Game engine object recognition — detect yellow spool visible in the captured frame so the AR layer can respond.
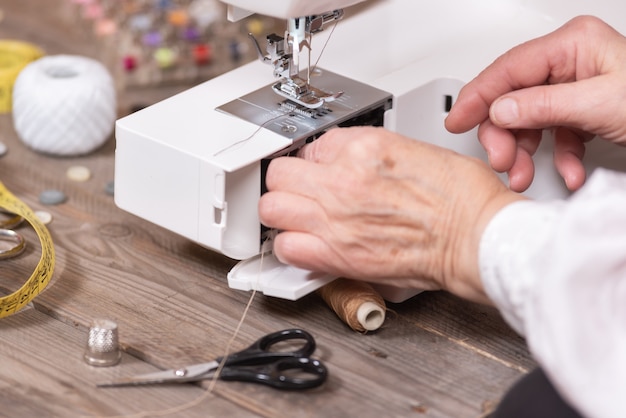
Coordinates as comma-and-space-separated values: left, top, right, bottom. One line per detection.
0, 40, 44, 113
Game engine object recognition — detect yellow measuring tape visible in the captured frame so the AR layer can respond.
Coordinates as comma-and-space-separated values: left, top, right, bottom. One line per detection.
0, 40, 44, 113
0, 181, 55, 318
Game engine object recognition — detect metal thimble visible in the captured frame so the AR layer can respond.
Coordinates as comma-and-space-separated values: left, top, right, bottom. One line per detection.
84, 319, 121, 367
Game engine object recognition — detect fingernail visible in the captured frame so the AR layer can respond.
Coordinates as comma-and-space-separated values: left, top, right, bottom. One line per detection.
492, 97, 519, 125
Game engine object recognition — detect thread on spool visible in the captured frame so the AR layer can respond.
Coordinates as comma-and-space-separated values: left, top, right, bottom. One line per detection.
318, 278, 386, 333
12, 54, 116, 156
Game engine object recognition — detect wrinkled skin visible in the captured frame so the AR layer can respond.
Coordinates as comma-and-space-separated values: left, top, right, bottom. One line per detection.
259, 16, 626, 304
446, 16, 626, 192
259, 127, 523, 304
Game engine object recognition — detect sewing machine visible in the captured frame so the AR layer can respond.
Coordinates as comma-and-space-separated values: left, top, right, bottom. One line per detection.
115, 0, 626, 302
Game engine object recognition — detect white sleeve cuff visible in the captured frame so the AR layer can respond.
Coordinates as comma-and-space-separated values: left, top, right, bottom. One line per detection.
478, 199, 565, 336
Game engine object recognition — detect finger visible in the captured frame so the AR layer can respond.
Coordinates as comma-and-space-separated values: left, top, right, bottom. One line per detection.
258, 191, 325, 232
445, 16, 616, 134
553, 127, 587, 191
515, 129, 543, 157
272, 231, 338, 274
477, 120, 517, 172
488, 79, 613, 133
445, 37, 559, 133
297, 127, 349, 163
264, 156, 320, 194
507, 146, 535, 192
298, 126, 380, 163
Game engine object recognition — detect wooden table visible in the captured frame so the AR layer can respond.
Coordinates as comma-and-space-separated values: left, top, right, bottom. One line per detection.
0, 2, 534, 417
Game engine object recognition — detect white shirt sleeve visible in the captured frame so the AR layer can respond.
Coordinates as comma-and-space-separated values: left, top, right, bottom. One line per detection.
479, 168, 626, 418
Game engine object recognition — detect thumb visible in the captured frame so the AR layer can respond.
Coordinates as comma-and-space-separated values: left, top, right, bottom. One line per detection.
489, 77, 614, 133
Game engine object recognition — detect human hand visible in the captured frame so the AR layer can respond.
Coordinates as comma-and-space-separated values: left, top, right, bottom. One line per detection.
259, 127, 524, 304
445, 16, 626, 192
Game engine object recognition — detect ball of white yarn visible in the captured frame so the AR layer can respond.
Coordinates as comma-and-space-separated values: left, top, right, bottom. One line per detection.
12, 55, 116, 156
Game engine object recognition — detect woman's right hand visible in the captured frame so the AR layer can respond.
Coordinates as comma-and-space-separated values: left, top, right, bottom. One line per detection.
445, 16, 626, 192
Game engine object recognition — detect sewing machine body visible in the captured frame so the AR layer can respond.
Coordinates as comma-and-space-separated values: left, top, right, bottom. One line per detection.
115, 0, 626, 302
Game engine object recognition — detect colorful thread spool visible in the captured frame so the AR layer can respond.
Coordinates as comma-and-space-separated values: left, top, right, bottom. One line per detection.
167, 9, 189, 27
192, 43, 211, 66
142, 31, 162, 47
122, 54, 138, 72
153, 47, 177, 69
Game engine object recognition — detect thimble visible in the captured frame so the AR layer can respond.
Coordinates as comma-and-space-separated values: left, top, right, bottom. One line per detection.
84, 319, 121, 367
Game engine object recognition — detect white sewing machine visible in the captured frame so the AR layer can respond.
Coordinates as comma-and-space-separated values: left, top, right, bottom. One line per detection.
115, 0, 626, 302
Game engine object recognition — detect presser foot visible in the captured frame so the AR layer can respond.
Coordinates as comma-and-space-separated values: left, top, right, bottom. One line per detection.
272, 79, 343, 109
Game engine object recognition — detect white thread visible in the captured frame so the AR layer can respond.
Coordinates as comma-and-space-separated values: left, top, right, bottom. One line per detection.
311, 20, 338, 74
212, 114, 291, 157
92, 258, 264, 418
90, 134, 272, 418
12, 55, 116, 156
78, 34, 281, 410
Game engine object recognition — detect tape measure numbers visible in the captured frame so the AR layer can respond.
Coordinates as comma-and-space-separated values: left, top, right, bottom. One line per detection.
0, 182, 55, 318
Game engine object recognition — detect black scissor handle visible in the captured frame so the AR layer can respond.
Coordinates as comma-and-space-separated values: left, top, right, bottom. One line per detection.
220, 329, 316, 367
219, 356, 328, 390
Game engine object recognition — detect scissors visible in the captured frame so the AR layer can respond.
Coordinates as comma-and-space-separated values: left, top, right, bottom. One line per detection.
98, 328, 328, 390
0, 210, 25, 260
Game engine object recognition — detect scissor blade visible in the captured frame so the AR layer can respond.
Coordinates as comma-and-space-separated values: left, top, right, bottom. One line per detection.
97, 360, 219, 387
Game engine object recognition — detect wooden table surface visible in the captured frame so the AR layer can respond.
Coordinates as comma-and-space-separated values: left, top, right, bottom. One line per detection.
0, 2, 535, 417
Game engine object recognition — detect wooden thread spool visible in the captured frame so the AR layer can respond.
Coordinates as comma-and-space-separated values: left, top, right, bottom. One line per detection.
318, 278, 386, 332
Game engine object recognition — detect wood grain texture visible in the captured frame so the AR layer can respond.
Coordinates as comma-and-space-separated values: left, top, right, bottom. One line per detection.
0, 308, 257, 417
0, 2, 535, 417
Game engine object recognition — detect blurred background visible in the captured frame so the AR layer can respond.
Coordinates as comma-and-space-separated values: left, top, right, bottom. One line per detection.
0, 0, 281, 114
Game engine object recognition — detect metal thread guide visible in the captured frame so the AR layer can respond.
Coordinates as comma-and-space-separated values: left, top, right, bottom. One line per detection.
248, 10, 345, 109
